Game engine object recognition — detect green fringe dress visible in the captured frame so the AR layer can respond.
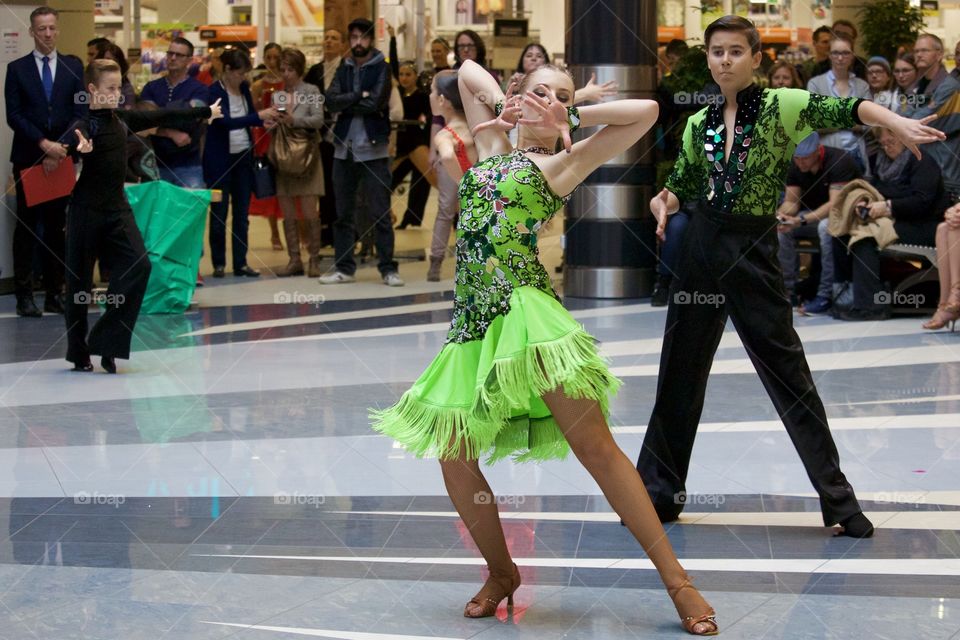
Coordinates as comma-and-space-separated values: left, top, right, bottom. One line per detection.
371, 149, 621, 463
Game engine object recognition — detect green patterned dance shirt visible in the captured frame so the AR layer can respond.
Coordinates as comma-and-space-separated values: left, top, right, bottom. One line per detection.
666, 85, 864, 215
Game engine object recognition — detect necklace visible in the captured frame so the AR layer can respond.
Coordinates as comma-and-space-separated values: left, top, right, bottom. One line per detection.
519, 145, 553, 155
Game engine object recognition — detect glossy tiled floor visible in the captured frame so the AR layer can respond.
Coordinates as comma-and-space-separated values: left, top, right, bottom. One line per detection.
0, 214, 958, 639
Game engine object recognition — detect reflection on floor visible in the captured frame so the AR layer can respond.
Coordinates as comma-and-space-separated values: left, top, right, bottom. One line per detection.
0, 221, 958, 639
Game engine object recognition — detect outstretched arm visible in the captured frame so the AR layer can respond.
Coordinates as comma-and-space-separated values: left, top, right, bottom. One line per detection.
856, 101, 945, 159
457, 59, 512, 160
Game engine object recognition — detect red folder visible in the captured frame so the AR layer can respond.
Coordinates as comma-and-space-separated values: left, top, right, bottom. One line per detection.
19, 157, 76, 207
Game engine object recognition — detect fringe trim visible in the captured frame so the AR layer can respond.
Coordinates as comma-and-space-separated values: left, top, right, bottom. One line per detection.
370, 327, 621, 464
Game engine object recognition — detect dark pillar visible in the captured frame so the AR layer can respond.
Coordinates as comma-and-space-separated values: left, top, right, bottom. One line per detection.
563, 0, 658, 298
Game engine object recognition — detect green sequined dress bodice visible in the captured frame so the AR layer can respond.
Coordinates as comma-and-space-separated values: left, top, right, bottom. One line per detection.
447, 150, 570, 344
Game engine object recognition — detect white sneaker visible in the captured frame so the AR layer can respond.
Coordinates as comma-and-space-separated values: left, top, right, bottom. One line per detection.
318, 271, 356, 284
383, 272, 405, 287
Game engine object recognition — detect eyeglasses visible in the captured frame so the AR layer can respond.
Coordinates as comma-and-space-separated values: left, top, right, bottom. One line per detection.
913, 48, 938, 54
867, 69, 888, 75
166, 51, 190, 58
830, 51, 853, 57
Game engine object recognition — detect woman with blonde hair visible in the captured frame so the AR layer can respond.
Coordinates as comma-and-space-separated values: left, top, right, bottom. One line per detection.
271, 47, 325, 277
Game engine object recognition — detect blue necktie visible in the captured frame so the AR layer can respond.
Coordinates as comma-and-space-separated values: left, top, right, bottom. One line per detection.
41, 55, 53, 101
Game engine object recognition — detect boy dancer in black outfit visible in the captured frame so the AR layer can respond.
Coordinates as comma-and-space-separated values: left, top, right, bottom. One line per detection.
65, 59, 221, 373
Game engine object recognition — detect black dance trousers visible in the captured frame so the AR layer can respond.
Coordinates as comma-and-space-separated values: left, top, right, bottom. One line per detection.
13, 165, 67, 299
64, 204, 152, 364
635, 202, 862, 526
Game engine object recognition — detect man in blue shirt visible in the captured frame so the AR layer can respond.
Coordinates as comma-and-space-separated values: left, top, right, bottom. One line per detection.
139, 37, 207, 188
320, 18, 403, 286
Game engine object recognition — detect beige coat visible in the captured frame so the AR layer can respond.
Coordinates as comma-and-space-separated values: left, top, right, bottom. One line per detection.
827, 179, 898, 250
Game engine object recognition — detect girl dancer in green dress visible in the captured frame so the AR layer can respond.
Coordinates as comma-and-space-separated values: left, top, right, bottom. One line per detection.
372, 60, 718, 635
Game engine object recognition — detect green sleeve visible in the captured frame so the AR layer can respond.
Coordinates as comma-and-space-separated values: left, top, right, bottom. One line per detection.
777, 88, 860, 144
664, 114, 704, 205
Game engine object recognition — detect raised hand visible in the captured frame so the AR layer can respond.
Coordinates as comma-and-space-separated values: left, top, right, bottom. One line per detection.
894, 114, 945, 159
471, 94, 522, 137
74, 128, 93, 154
519, 85, 572, 153
208, 98, 223, 123
577, 73, 618, 103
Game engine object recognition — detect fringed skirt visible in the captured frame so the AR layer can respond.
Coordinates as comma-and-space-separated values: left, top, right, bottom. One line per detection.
370, 286, 621, 463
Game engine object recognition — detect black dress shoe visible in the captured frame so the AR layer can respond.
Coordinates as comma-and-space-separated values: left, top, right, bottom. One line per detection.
833, 306, 891, 322
44, 293, 65, 314
16, 297, 42, 318
101, 356, 117, 374
650, 275, 672, 307
71, 361, 94, 372
837, 512, 874, 538
233, 265, 260, 277
212, 266, 226, 278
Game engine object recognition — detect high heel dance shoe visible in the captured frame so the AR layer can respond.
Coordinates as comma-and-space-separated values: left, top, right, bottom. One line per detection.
922, 302, 960, 331
667, 578, 718, 636
463, 563, 521, 618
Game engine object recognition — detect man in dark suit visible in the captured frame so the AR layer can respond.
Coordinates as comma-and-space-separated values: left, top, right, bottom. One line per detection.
4, 6, 87, 317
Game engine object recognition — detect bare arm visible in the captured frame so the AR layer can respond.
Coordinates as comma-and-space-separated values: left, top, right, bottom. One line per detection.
809, 183, 847, 221
776, 186, 802, 218
537, 97, 659, 198
457, 59, 512, 160
435, 131, 465, 182
856, 101, 944, 159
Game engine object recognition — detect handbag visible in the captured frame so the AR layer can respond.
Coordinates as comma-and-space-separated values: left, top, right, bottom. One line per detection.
252, 156, 276, 199
268, 123, 319, 178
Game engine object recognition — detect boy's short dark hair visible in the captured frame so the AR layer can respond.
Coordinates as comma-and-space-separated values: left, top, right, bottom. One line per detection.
170, 36, 194, 57
88, 37, 110, 48
704, 15, 761, 55
348, 18, 375, 37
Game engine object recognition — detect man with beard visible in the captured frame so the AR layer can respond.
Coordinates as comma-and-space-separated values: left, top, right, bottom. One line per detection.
320, 18, 403, 286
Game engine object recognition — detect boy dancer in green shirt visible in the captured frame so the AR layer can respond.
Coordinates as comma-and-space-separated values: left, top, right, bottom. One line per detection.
635, 16, 944, 538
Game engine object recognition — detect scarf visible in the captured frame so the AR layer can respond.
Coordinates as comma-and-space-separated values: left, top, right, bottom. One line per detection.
875, 147, 911, 184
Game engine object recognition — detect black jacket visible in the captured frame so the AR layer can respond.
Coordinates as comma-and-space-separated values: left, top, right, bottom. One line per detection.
325, 50, 391, 147
870, 152, 948, 223
4, 52, 86, 166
